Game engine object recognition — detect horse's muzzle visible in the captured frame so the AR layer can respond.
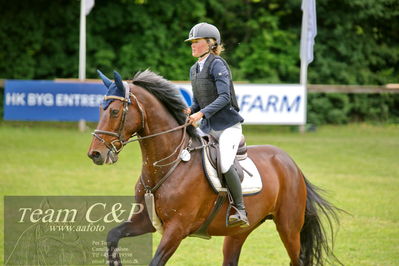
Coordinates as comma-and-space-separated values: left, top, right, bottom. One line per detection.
88, 149, 118, 165
88, 150, 104, 165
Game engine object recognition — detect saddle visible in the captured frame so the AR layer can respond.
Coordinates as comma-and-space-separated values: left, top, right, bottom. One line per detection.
145, 134, 262, 239
190, 135, 261, 239
202, 134, 250, 184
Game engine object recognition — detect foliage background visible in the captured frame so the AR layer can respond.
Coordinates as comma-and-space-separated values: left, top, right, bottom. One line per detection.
0, 0, 398, 124
0, 0, 398, 84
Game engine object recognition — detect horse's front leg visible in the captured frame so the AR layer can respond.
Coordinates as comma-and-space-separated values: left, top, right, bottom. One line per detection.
150, 222, 188, 266
107, 206, 156, 266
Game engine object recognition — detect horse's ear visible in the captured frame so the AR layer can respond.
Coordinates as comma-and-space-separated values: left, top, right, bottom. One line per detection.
97, 69, 113, 88
113, 71, 125, 94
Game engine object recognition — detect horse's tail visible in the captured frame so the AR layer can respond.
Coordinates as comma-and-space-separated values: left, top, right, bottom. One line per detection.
300, 177, 343, 266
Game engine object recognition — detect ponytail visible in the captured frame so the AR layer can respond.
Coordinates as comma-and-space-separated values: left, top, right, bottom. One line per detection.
207, 38, 225, 56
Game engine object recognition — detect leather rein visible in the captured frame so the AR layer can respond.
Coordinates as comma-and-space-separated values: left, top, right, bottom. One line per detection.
91, 91, 192, 166
92, 93, 143, 154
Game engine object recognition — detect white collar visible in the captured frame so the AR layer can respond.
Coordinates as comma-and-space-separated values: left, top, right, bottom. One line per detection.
197, 54, 210, 72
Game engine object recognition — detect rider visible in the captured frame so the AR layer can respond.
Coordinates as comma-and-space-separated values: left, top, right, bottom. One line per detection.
184, 22, 249, 227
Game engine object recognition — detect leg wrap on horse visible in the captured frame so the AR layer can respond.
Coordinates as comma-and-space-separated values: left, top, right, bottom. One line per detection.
224, 165, 245, 210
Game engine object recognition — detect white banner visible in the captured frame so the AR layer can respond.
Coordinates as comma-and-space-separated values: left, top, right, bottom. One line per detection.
300, 0, 317, 65
175, 83, 306, 125
85, 0, 95, 15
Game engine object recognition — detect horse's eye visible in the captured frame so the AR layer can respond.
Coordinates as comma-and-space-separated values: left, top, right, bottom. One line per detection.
110, 109, 119, 117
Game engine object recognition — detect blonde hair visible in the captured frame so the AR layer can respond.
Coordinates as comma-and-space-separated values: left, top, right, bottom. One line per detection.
207, 38, 224, 56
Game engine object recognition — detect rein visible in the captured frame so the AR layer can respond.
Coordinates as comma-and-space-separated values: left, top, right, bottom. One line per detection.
92, 92, 143, 154
92, 88, 195, 194
124, 122, 190, 144
92, 91, 191, 155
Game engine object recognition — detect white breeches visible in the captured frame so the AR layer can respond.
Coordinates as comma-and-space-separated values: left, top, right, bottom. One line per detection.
209, 123, 242, 173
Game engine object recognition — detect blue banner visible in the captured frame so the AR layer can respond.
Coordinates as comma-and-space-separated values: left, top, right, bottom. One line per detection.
4, 80, 306, 124
4, 80, 107, 121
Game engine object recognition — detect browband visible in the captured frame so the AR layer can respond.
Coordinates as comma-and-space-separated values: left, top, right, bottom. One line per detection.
103, 95, 130, 102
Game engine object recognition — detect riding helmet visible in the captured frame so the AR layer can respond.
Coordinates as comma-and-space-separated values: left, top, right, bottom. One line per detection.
185, 22, 221, 45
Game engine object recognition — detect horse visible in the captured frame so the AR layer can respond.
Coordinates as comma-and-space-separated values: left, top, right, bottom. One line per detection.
87, 70, 341, 266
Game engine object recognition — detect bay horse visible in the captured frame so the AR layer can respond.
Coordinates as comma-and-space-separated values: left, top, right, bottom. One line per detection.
87, 70, 341, 266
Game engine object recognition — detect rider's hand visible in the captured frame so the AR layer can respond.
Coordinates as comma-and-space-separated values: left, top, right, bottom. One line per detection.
188, 112, 204, 125
183, 108, 192, 115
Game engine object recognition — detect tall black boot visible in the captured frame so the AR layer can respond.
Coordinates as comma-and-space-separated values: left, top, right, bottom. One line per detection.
223, 166, 249, 227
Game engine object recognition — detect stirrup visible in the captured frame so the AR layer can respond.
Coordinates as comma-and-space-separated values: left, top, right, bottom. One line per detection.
228, 208, 249, 228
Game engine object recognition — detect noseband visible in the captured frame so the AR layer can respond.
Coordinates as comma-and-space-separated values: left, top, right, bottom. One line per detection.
92, 92, 145, 154
92, 89, 191, 158
92, 86, 196, 198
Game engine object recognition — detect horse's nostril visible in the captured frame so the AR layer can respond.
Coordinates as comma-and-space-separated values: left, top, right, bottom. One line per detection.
88, 150, 105, 165
89, 150, 101, 159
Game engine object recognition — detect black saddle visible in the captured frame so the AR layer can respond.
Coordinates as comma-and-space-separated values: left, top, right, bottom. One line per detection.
201, 134, 248, 182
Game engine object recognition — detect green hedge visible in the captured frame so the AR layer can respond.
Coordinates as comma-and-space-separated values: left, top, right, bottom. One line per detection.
2, 1, 398, 125
0, 0, 398, 85
307, 93, 399, 125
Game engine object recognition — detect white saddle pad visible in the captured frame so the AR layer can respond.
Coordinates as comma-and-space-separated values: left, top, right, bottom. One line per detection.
202, 152, 263, 195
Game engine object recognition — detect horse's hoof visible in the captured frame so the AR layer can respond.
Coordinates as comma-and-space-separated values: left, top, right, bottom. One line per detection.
108, 259, 122, 266
108, 251, 122, 266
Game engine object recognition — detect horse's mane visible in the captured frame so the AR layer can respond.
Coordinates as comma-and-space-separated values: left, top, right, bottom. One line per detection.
132, 70, 198, 139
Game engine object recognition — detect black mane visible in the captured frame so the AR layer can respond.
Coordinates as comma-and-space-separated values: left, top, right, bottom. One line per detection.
132, 70, 198, 139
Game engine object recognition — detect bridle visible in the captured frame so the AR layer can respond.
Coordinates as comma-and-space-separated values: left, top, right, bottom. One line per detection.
91, 89, 191, 164
91, 85, 206, 195
92, 92, 144, 154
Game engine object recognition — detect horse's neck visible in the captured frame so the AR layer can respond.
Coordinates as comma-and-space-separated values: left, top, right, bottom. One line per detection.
140, 123, 183, 162
136, 90, 186, 179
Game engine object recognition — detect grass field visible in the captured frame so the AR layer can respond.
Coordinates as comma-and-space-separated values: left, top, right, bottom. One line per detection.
1, 122, 398, 265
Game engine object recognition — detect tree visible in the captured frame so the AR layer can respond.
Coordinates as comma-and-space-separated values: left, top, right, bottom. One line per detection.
0, 0, 397, 85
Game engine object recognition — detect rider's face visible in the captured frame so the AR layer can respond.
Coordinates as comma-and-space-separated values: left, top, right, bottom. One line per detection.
191, 39, 209, 59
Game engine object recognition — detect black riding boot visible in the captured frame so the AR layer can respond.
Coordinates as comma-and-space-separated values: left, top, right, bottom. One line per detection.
223, 165, 249, 227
